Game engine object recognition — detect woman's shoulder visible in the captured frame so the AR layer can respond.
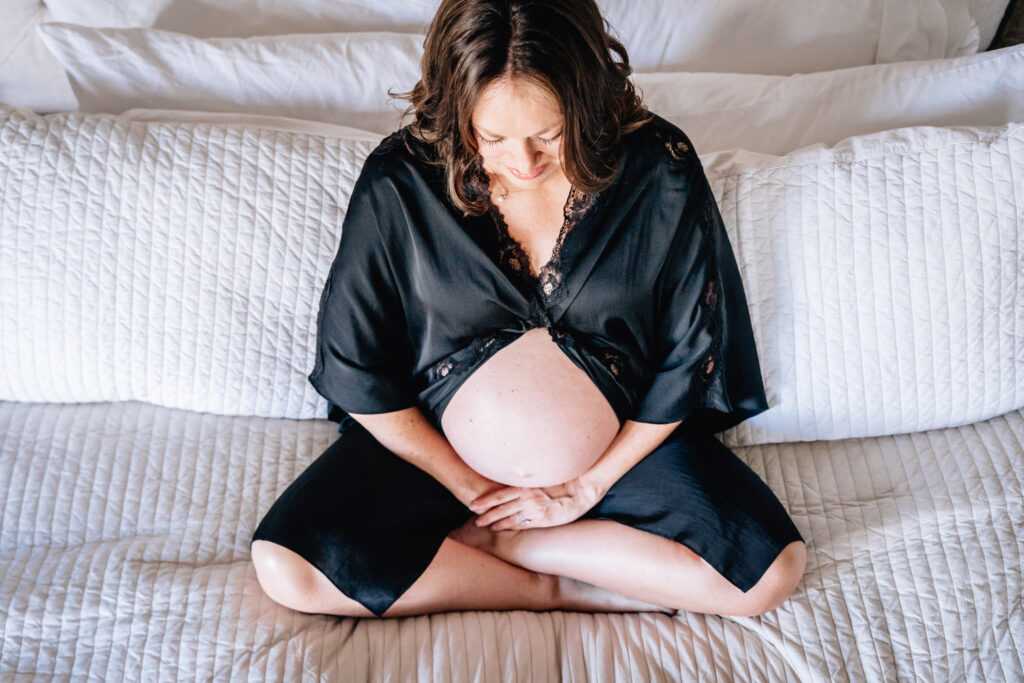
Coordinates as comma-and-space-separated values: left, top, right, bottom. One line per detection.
368, 125, 437, 166
621, 112, 702, 177
369, 125, 414, 159
360, 125, 442, 187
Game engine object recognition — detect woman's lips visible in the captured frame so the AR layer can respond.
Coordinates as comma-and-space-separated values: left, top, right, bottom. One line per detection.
508, 164, 548, 180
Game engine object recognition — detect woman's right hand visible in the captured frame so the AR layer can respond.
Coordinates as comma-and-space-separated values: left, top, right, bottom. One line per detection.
458, 476, 508, 509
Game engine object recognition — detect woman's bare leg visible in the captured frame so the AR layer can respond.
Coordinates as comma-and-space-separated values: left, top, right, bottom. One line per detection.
251, 537, 673, 618
448, 517, 806, 617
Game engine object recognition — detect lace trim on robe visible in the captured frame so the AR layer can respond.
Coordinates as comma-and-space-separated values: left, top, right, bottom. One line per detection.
463, 154, 597, 303
653, 126, 725, 392
425, 330, 522, 386
424, 155, 601, 387
427, 132, 721, 403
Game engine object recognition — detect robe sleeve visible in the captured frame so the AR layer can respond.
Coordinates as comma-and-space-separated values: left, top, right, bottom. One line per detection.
631, 160, 769, 434
307, 168, 418, 419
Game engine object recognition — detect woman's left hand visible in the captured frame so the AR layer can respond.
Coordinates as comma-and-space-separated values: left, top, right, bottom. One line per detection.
468, 476, 605, 531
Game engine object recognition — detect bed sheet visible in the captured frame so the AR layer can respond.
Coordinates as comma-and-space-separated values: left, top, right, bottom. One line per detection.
1, 400, 1020, 680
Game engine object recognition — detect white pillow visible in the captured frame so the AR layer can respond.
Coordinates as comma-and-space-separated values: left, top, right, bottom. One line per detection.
119, 45, 1024, 158
0, 103, 381, 419
703, 121, 1024, 445
2, 103, 1021, 442
44, 0, 438, 37
38, 21, 1024, 154
0, 2, 76, 113
636, 43, 1024, 155
37, 26, 425, 135
931, 0, 983, 55
2, 0, 983, 115
41, 0, 977, 75
118, 107, 385, 141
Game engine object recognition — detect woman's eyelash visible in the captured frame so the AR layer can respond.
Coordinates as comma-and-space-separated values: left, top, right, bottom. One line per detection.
480, 131, 563, 146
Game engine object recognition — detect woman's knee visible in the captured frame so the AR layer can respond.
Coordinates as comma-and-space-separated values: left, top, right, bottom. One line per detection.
251, 540, 329, 613
736, 540, 806, 616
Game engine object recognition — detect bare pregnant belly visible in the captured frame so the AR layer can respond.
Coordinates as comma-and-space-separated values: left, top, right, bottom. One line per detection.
439, 327, 620, 488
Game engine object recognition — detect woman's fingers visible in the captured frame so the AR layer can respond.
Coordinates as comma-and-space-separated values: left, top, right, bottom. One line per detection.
489, 515, 528, 532
475, 499, 527, 527
469, 486, 521, 513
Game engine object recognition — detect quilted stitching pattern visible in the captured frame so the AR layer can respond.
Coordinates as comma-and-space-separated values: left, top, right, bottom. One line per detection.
1, 106, 1021, 443
705, 124, 1024, 445
0, 104, 375, 419
0, 400, 1020, 680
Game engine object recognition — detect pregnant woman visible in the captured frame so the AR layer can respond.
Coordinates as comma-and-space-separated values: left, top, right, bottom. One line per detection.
251, 0, 806, 619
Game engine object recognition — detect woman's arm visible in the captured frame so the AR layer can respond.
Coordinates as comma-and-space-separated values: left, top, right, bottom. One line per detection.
576, 419, 682, 498
349, 406, 503, 508
467, 418, 683, 530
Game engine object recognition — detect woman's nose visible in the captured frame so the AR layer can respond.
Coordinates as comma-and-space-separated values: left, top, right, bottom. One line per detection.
507, 141, 543, 171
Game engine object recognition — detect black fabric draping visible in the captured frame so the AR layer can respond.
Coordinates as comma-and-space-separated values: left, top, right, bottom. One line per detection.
308, 113, 769, 435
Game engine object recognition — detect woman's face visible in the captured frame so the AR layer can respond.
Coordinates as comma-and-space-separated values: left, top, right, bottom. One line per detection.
470, 77, 564, 191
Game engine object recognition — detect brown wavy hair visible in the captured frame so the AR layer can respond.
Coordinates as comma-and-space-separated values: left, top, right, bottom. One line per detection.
388, 0, 652, 216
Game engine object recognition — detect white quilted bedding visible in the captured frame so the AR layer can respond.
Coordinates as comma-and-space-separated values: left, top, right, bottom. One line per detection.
1, 400, 1021, 680
2, 105, 1021, 447
2, 100, 1023, 679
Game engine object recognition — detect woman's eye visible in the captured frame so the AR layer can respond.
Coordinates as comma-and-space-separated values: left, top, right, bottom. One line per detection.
479, 131, 562, 147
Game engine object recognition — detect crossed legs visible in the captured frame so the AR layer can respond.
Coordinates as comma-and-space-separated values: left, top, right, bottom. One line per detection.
447, 517, 806, 617
252, 518, 805, 618
251, 536, 562, 618
251, 420, 806, 618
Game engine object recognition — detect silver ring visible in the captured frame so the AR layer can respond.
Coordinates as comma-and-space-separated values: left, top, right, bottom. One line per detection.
516, 511, 530, 525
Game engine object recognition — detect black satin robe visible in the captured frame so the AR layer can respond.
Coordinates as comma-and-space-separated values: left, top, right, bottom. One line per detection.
308, 113, 769, 436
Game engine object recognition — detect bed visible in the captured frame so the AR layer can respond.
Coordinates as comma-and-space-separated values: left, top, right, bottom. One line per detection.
1, 1, 1022, 680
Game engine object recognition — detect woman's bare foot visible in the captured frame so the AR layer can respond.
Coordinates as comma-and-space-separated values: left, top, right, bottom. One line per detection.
447, 517, 678, 616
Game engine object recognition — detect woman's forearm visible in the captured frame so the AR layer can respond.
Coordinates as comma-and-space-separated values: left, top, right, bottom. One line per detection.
349, 409, 681, 507
578, 419, 683, 497
348, 406, 501, 507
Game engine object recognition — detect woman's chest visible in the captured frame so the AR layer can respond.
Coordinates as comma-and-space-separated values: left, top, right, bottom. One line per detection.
396, 171, 669, 343
490, 189, 573, 281
400, 209, 661, 351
